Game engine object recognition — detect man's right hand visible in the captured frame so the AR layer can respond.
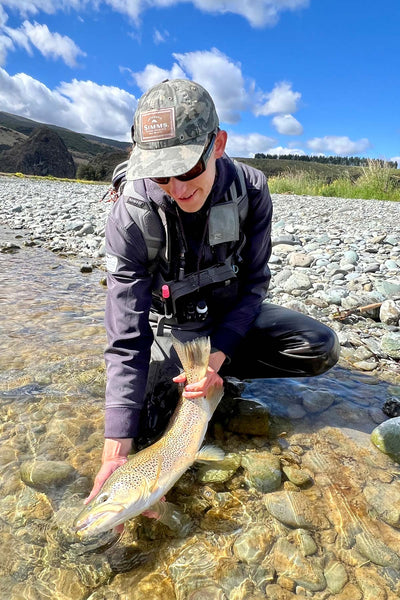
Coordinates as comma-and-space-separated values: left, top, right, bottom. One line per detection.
84, 437, 133, 504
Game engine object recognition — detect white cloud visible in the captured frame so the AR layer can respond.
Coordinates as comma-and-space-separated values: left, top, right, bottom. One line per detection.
0, 67, 137, 139
153, 28, 169, 44
173, 49, 249, 123
58, 79, 137, 138
22, 20, 86, 66
132, 48, 251, 124
226, 132, 277, 157
390, 156, 400, 168
272, 113, 303, 135
307, 135, 371, 156
268, 146, 306, 156
2, 19, 86, 67
103, 0, 310, 27
1, 0, 309, 28
256, 81, 301, 116
130, 63, 186, 92
0, 34, 14, 64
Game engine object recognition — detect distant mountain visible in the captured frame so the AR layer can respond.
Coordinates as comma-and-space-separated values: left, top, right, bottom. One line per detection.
0, 126, 76, 178
0, 111, 131, 163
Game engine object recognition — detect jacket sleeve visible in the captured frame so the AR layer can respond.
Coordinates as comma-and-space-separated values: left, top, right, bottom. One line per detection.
210, 164, 272, 358
103, 200, 154, 439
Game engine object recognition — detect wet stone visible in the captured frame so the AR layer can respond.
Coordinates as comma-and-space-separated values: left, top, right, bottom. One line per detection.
264, 490, 326, 530
302, 389, 335, 413
241, 452, 282, 493
324, 560, 348, 594
226, 399, 270, 436
355, 532, 400, 570
232, 525, 274, 565
19, 459, 76, 491
272, 538, 326, 592
196, 452, 241, 484
363, 481, 400, 527
371, 417, 400, 462
282, 466, 312, 487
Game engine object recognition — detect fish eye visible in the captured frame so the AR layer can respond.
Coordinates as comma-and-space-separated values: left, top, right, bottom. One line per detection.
96, 493, 109, 504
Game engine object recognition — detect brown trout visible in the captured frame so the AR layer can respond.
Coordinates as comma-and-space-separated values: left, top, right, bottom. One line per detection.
74, 336, 224, 538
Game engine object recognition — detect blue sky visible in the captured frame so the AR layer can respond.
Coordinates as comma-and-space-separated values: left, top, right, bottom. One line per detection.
0, 1, 399, 164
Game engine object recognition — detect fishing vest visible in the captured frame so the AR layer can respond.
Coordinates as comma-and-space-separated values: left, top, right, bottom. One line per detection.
120, 161, 249, 323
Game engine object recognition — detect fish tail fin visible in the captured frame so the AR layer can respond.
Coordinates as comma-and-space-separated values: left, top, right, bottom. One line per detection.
172, 336, 210, 385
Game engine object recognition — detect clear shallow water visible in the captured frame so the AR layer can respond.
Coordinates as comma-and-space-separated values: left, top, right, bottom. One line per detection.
1, 227, 400, 599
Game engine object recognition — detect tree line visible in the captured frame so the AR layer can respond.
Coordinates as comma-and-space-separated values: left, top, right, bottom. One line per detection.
254, 154, 398, 169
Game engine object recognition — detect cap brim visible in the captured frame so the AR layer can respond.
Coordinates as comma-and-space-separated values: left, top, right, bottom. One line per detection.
125, 133, 208, 181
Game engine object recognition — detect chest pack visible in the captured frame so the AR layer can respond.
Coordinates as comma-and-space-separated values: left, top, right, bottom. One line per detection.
120, 161, 249, 322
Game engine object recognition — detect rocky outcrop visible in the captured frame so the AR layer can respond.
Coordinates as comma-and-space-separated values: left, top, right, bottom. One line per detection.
0, 126, 76, 178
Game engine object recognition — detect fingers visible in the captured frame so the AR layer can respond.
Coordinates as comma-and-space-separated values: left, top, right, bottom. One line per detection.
183, 369, 224, 398
84, 459, 126, 504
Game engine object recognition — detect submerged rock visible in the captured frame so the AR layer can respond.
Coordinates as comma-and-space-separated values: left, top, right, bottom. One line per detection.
241, 452, 281, 492
363, 481, 400, 528
233, 525, 274, 565
20, 460, 76, 491
371, 417, 400, 462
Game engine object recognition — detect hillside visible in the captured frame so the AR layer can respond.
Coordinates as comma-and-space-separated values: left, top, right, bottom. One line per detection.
0, 111, 131, 167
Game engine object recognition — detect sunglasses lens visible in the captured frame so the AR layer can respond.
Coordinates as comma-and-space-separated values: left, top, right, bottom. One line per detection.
151, 176, 170, 184
177, 161, 204, 182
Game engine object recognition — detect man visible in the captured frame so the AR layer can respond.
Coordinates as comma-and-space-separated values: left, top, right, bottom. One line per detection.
86, 79, 339, 503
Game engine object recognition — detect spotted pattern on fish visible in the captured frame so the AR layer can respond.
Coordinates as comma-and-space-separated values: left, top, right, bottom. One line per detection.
74, 336, 224, 538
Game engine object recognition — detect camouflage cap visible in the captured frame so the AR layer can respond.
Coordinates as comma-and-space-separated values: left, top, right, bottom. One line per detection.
125, 79, 219, 181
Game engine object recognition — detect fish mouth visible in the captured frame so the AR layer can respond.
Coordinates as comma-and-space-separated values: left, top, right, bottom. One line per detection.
74, 503, 126, 536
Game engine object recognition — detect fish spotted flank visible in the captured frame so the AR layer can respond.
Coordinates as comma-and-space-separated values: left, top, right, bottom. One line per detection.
74, 336, 224, 538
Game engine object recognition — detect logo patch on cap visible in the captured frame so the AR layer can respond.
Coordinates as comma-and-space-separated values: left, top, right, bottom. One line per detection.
140, 108, 176, 142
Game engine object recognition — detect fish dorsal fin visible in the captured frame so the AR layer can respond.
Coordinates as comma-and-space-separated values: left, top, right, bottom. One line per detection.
195, 445, 225, 463
172, 336, 210, 384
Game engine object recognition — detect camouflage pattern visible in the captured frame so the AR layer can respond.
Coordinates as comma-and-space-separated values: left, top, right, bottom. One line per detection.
126, 79, 219, 181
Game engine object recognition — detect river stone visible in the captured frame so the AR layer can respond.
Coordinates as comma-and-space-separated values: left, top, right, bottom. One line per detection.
288, 252, 314, 267
265, 584, 297, 599
380, 299, 400, 325
272, 538, 326, 592
371, 417, 400, 461
282, 273, 312, 293
233, 525, 274, 564
302, 390, 335, 414
241, 452, 281, 493
20, 460, 75, 490
381, 332, 400, 359
197, 453, 241, 484
264, 490, 324, 530
324, 560, 348, 594
375, 278, 400, 298
282, 466, 312, 487
287, 529, 317, 556
363, 481, 400, 527
355, 532, 400, 570
226, 400, 270, 436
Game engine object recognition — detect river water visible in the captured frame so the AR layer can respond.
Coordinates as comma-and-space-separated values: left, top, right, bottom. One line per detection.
1, 226, 400, 599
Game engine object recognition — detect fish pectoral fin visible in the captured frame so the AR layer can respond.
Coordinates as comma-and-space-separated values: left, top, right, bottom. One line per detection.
195, 445, 225, 463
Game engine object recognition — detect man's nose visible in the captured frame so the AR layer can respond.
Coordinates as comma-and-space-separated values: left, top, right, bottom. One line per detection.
167, 177, 190, 198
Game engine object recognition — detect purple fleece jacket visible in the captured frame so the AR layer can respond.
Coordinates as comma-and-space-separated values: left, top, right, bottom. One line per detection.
103, 154, 273, 438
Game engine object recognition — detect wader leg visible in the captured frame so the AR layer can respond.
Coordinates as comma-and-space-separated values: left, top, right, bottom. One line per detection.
220, 303, 340, 380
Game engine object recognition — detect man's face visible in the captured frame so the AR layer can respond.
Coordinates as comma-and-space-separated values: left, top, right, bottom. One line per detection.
156, 130, 227, 213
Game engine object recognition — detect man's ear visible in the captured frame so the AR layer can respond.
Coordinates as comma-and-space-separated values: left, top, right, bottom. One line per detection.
214, 130, 228, 159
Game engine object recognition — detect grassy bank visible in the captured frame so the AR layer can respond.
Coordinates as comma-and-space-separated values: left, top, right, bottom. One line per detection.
266, 160, 400, 201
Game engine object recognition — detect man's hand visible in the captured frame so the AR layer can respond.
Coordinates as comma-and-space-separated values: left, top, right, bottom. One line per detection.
84, 437, 132, 504
173, 350, 225, 398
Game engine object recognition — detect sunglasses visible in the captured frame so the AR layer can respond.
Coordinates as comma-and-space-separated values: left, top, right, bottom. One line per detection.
150, 133, 216, 185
